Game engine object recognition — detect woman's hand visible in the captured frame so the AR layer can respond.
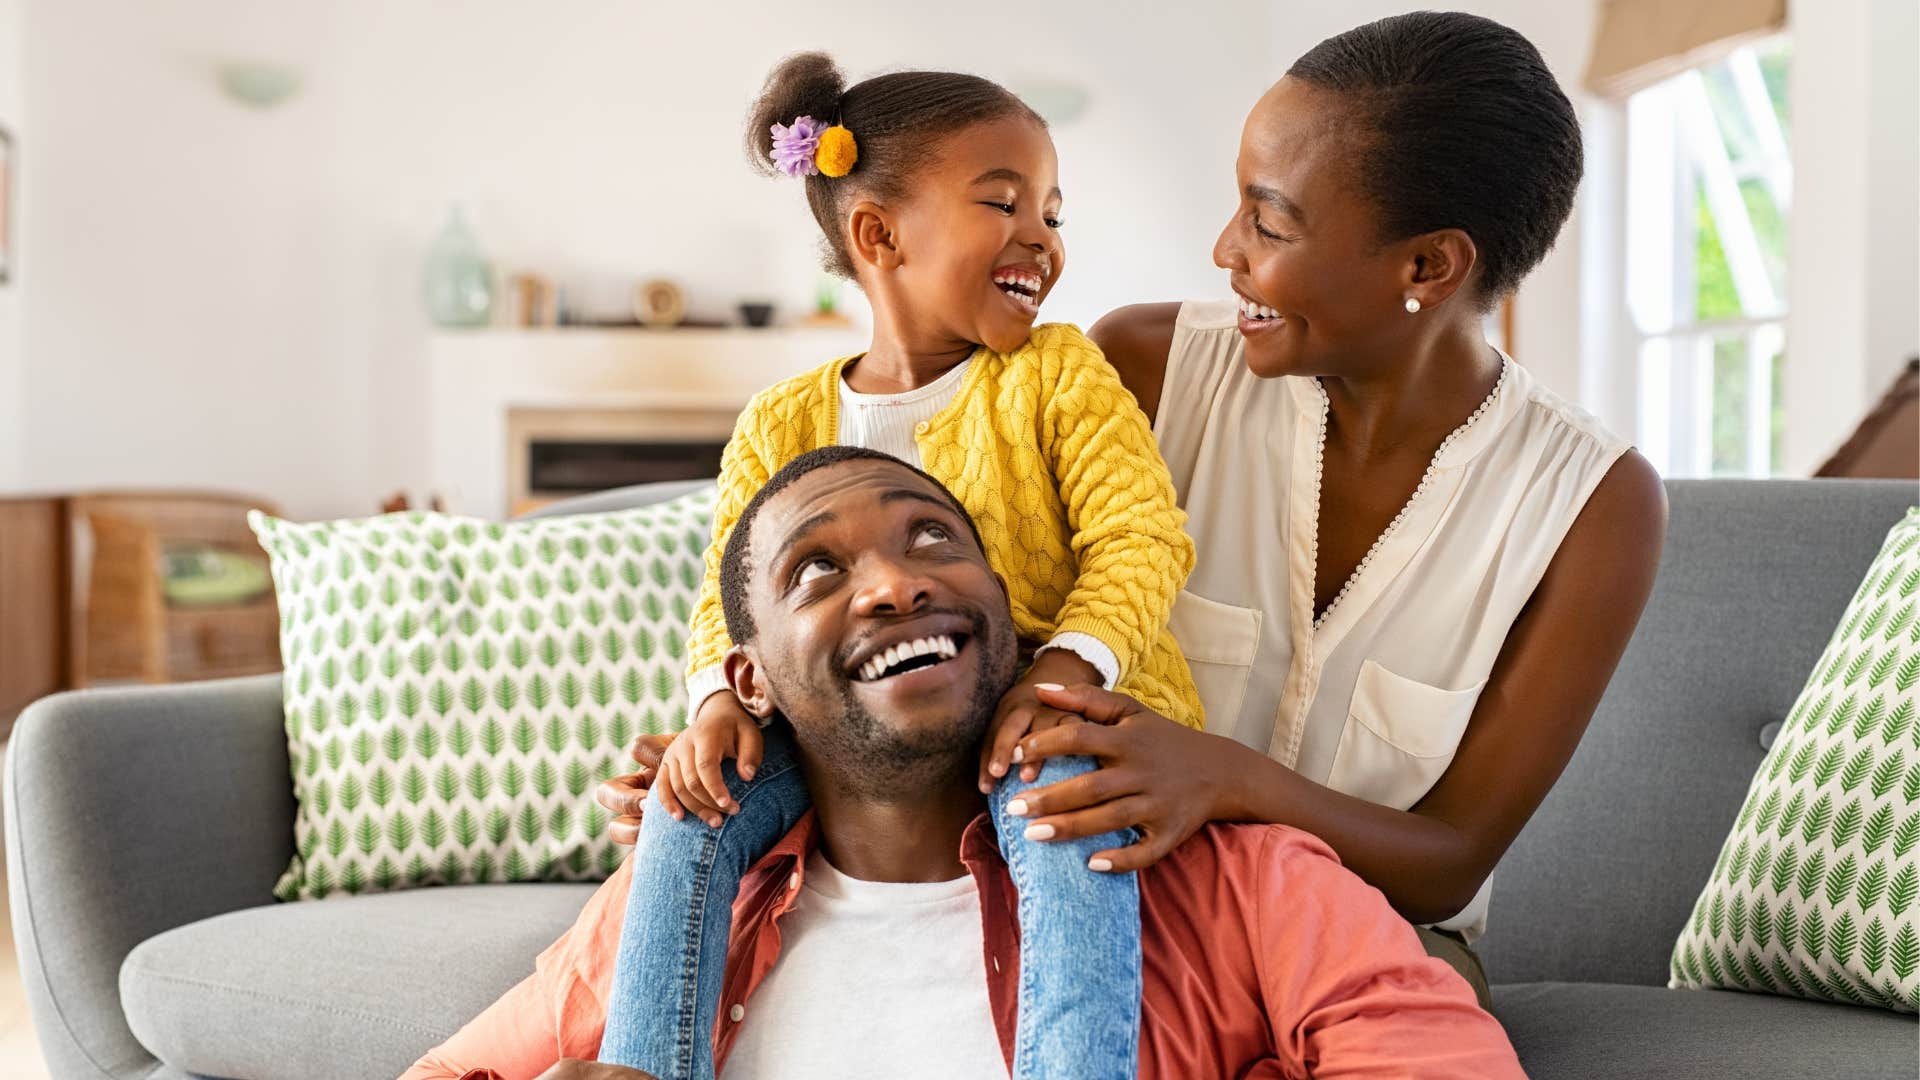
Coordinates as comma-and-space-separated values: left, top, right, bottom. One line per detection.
594, 731, 677, 846
977, 649, 1102, 793
1005, 683, 1247, 873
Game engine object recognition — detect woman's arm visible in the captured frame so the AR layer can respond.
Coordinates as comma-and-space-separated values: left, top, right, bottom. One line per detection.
1010, 450, 1668, 924
1086, 303, 1180, 425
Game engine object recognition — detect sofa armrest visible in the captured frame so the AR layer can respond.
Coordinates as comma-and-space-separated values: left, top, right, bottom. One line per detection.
5, 673, 293, 1080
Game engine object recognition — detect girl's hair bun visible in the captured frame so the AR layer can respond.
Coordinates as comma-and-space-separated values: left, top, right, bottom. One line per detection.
746, 52, 847, 176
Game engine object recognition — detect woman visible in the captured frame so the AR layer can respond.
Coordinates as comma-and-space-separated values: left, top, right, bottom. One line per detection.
602, 11, 1666, 1006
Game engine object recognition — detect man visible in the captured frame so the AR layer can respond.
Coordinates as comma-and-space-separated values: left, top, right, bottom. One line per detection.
404, 447, 1523, 1080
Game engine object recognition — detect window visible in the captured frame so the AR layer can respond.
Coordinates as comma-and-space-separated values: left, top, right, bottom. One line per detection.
1624, 39, 1792, 477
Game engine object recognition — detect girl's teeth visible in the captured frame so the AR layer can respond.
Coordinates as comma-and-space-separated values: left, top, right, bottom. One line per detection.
993, 270, 1043, 297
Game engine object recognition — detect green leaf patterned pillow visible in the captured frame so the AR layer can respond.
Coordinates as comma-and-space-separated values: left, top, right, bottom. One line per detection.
1672, 507, 1920, 1012
251, 489, 714, 901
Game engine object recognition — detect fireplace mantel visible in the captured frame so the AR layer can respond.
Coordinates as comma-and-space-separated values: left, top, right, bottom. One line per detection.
428, 326, 867, 519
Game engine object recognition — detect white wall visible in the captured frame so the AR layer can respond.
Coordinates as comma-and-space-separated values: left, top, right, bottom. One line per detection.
38, 0, 1901, 513
19, 0, 1276, 518
22, 2, 364, 513
1864, 0, 1919, 395
0, 0, 24, 489
1783, 0, 1920, 474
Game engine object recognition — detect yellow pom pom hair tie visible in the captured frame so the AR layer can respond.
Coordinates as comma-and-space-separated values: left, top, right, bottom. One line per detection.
813, 125, 858, 178
769, 116, 857, 179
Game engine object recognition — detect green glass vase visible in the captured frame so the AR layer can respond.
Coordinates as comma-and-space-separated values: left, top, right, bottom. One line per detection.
422, 208, 495, 328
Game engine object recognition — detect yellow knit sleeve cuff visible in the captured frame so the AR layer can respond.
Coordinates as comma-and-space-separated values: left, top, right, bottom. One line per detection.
1052, 614, 1143, 683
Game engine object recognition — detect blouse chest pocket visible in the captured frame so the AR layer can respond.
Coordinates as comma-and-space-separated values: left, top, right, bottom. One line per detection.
1326, 660, 1486, 811
1168, 590, 1261, 738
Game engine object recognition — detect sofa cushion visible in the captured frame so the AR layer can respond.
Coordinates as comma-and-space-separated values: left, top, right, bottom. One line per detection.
120, 882, 597, 1080
251, 489, 714, 901
1670, 509, 1919, 1012
1493, 982, 1918, 1080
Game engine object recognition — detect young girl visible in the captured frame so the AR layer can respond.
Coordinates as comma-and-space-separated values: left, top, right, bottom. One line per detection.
596, 53, 1201, 1080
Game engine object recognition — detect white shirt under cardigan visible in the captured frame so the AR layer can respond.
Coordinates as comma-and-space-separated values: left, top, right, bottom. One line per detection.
1153, 300, 1631, 941
683, 358, 1119, 717
719, 851, 1006, 1080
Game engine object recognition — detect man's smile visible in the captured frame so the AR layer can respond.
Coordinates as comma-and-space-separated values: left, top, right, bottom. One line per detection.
853, 634, 963, 682
840, 611, 983, 700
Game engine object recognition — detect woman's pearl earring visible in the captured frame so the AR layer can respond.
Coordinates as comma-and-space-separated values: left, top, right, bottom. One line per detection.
1404, 296, 1422, 314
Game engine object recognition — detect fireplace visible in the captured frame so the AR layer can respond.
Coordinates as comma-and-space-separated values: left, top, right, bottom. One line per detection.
506, 407, 734, 516
528, 439, 726, 492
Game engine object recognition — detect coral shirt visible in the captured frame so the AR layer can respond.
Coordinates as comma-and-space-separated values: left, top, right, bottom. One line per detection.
402, 814, 1522, 1080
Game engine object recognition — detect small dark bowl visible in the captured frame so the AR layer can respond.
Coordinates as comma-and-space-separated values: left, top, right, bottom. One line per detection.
738, 302, 776, 328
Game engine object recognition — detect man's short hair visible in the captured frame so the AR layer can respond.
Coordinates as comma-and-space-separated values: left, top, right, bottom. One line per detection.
718, 446, 985, 644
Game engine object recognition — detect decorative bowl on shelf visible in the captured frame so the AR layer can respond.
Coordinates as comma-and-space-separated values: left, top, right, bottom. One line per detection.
738, 301, 776, 328
633, 279, 688, 327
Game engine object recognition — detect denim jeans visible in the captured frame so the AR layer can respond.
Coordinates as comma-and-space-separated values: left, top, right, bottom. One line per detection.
595, 723, 1142, 1080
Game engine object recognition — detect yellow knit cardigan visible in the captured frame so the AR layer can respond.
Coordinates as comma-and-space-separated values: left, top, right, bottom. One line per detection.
687, 322, 1203, 728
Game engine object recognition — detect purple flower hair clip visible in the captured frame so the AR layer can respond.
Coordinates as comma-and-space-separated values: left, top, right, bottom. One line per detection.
770, 116, 827, 178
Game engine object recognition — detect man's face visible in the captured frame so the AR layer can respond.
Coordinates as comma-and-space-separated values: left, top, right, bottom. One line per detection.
729, 460, 1020, 791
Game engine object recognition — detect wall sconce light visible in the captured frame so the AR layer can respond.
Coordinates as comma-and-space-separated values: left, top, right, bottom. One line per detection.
216, 61, 304, 109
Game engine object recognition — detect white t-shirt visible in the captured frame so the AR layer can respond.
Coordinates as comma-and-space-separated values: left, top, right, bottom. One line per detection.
836, 357, 973, 468
719, 851, 1007, 1080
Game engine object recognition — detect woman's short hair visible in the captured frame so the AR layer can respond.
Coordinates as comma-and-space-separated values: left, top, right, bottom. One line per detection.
1287, 12, 1583, 307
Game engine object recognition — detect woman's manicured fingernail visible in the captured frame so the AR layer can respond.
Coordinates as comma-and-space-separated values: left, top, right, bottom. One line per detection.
1034, 682, 1065, 691
980, 780, 995, 794
741, 765, 755, 780
1089, 857, 1114, 872
990, 761, 1007, 777
1007, 798, 1030, 817
1024, 823, 1056, 841
1011, 746, 1025, 763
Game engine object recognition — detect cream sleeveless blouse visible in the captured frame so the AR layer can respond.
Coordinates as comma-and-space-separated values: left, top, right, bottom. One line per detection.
1155, 300, 1631, 940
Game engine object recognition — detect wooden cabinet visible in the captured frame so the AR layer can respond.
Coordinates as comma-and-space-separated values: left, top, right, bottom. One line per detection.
0, 498, 68, 736
0, 492, 283, 737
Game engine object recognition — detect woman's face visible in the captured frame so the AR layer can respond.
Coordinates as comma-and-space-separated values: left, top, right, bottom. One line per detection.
1213, 78, 1416, 379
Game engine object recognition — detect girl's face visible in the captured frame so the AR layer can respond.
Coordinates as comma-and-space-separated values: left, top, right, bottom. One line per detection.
1213, 78, 1415, 379
880, 115, 1066, 355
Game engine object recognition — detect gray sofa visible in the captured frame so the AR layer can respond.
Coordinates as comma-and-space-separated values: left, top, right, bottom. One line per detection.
8, 479, 1917, 1079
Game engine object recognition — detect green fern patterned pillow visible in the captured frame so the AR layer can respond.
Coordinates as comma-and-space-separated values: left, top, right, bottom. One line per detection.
1672, 508, 1920, 1012
251, 489, 714, 901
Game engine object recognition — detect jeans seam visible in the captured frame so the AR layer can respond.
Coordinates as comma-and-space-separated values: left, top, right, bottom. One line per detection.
671, 742, 806, 1080
672, 824, 721, 1080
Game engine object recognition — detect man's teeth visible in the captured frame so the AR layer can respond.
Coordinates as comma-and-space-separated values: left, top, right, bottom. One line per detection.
857, 635, 961, 682
1238, 296, 1282, 321
993, 269, 1043, 298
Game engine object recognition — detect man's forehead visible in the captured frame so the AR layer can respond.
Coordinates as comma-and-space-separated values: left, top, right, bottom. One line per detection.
755, 460, 952, 561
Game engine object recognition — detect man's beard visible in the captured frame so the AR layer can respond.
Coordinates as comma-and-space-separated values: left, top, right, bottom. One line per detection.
773, 606, 1018, 801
